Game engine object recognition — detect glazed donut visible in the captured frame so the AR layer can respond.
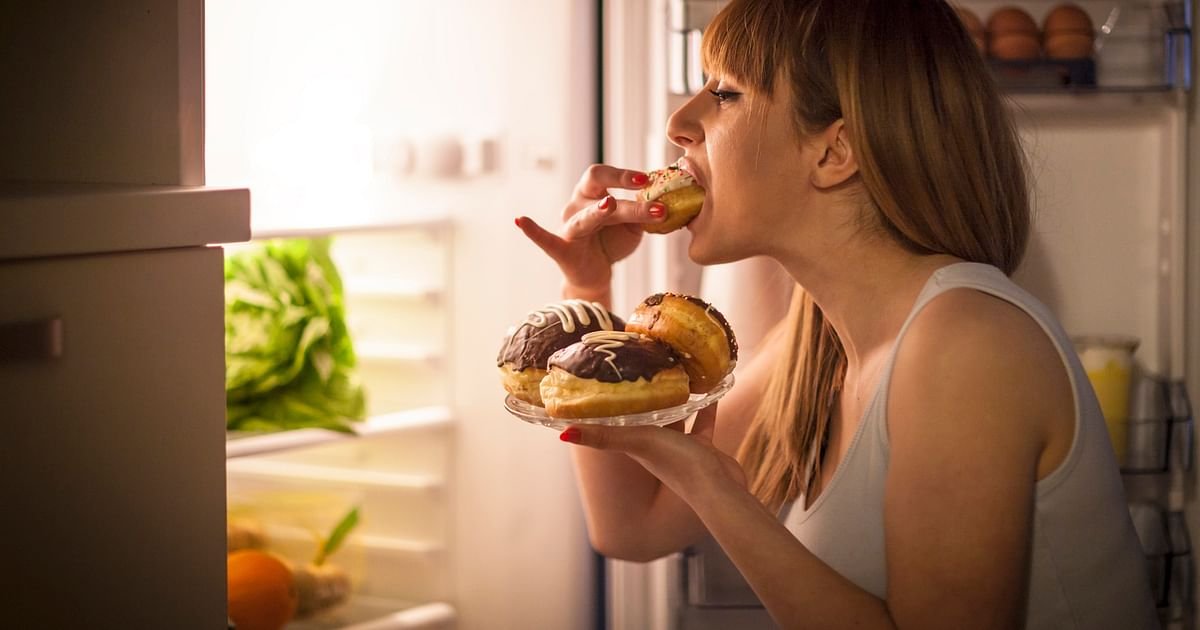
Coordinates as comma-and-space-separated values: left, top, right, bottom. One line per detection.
497, 300, 624, 406
625, 293, 737, 394
639, 163, 705, 234
540, 331, 690, 418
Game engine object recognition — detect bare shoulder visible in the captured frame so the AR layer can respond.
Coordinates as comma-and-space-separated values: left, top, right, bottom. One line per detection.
900, 287, 1063, 375
889, 287, 1072, 455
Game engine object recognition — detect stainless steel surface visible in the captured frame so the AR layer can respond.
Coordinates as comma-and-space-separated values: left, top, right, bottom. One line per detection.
0, 316, 62, 362
666, 0, 726, 95
677, 536, 775, 628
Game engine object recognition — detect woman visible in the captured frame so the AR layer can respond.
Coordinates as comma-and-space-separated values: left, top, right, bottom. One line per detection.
515, 0, 1156, 627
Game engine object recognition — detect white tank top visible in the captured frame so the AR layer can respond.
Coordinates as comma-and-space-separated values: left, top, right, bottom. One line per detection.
780, 262, 1158, 629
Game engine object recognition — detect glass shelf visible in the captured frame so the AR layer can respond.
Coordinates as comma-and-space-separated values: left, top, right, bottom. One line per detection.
287, 599, 455, 630
225, 406, 453, 459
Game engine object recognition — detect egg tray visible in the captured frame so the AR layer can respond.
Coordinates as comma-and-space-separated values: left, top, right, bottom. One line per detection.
988, 57, 1097, 89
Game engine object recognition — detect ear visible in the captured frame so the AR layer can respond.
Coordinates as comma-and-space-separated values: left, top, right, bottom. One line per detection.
810, 119, 859, 189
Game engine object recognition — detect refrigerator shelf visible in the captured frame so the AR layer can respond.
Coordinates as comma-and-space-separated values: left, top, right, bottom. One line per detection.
227, 458, 443, 492
250, 215, 451, 242
226, 406, 453, 459
342, 277, 444, 302
355, 342, 443, 365
287, 599, 455, 630
249, 522, 445, 559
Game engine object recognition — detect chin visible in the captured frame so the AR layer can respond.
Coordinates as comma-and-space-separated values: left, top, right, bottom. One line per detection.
686, 229, 744, 266
684, 204, 754, 265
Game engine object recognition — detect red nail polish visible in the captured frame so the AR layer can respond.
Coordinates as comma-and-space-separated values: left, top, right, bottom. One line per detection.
631, 173, 648, 186
598, 196, 611, 210
649, 205, 665, 218
560, 427, 581, 443
514, 217, 523, 228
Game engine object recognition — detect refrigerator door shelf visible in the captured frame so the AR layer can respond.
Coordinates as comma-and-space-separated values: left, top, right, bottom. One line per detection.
950, 1, 1192, 92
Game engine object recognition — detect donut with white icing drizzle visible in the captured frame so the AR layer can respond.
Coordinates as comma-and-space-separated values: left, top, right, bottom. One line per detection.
497, 300, 624, 406
539, 331, 690, 419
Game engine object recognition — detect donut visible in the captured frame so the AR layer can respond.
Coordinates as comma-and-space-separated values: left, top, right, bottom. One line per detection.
639, 163, 705, 234
497, 300, 624, 406
625, 293, 737, 394
540, 331, 691, 418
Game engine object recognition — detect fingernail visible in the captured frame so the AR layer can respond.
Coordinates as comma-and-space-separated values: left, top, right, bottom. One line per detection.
598, 196, 612, 210
631, 173, 648, 186
648, 204, 666, 218
560, 427, 581, 443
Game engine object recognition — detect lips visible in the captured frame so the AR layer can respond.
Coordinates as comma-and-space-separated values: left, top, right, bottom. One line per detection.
674, 157, 706, 191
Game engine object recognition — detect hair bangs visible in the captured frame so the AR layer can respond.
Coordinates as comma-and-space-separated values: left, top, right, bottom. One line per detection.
701, 0, 789, 94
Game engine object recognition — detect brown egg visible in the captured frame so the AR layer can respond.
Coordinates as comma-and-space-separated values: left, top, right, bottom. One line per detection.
1043, 4, 1094, 58
990, 32, 1042, 61
1043, 3, 1094, 35
988, 6, 1039, 36
1044, 32, 1094, 58
954, 6, 987, 54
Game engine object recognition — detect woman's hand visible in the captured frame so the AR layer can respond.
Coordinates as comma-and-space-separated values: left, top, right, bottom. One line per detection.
558, 403, 747, 502
516, 164, 666, 298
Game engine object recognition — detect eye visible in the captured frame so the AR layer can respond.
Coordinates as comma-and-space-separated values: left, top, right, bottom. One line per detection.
708, 88, 741, 104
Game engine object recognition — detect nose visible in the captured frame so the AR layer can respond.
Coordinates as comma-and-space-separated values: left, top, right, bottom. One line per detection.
666, 94, 704, 150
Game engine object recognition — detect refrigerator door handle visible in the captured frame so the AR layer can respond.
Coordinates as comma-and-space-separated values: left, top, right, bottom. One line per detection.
0, 316, 64, 362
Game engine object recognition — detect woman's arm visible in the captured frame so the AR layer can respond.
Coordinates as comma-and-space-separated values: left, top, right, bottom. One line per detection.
568, 329, 782, 560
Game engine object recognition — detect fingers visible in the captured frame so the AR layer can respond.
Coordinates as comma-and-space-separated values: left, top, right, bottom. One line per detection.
514, 216, 568, 262
689, 402, 719, 444
575, 164, 651, 199
560, 424, 661, 456
559, 403, 719, 453
561, 197, 667, 242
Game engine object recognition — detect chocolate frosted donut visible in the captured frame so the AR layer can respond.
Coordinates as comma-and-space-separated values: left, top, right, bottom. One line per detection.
497, 300, 623, 406
626, 293, 737, 394
540, 331, 691, 419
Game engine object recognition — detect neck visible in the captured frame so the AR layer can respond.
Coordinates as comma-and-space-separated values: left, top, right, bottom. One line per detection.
774, 232, 961, 375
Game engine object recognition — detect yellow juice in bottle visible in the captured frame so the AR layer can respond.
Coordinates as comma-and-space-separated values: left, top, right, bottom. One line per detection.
1074, 335, 1138, 466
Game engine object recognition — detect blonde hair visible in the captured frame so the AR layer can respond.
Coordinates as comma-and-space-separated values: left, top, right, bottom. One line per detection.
705, 0, 1031, 509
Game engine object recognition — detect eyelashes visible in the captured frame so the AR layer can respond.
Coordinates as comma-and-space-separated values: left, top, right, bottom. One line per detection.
708, 89, 742, 104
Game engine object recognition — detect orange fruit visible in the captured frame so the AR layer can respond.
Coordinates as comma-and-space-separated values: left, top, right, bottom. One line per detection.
227, 550, 298, 630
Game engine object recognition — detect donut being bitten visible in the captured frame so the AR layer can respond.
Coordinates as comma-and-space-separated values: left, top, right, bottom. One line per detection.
497, 300, 624, 406
625, 293, 737, 394
540, 331, 691, 419
639, 163, 705, 234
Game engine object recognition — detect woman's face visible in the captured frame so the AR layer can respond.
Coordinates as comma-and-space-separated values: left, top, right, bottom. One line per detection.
665, 74, 817, 265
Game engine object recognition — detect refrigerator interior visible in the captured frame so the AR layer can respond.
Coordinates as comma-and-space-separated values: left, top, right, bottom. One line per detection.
208, 1, 602, 628
602, 0, 1198, 628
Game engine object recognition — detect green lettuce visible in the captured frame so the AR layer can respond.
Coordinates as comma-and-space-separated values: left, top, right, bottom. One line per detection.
224, 237, 365, 434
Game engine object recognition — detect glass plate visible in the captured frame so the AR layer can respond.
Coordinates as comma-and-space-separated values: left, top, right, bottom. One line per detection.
505, 373, 735, 430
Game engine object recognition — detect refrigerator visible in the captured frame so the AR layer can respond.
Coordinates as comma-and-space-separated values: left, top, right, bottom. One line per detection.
599, 0, 1200, 629
2, 1, 1195, 629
